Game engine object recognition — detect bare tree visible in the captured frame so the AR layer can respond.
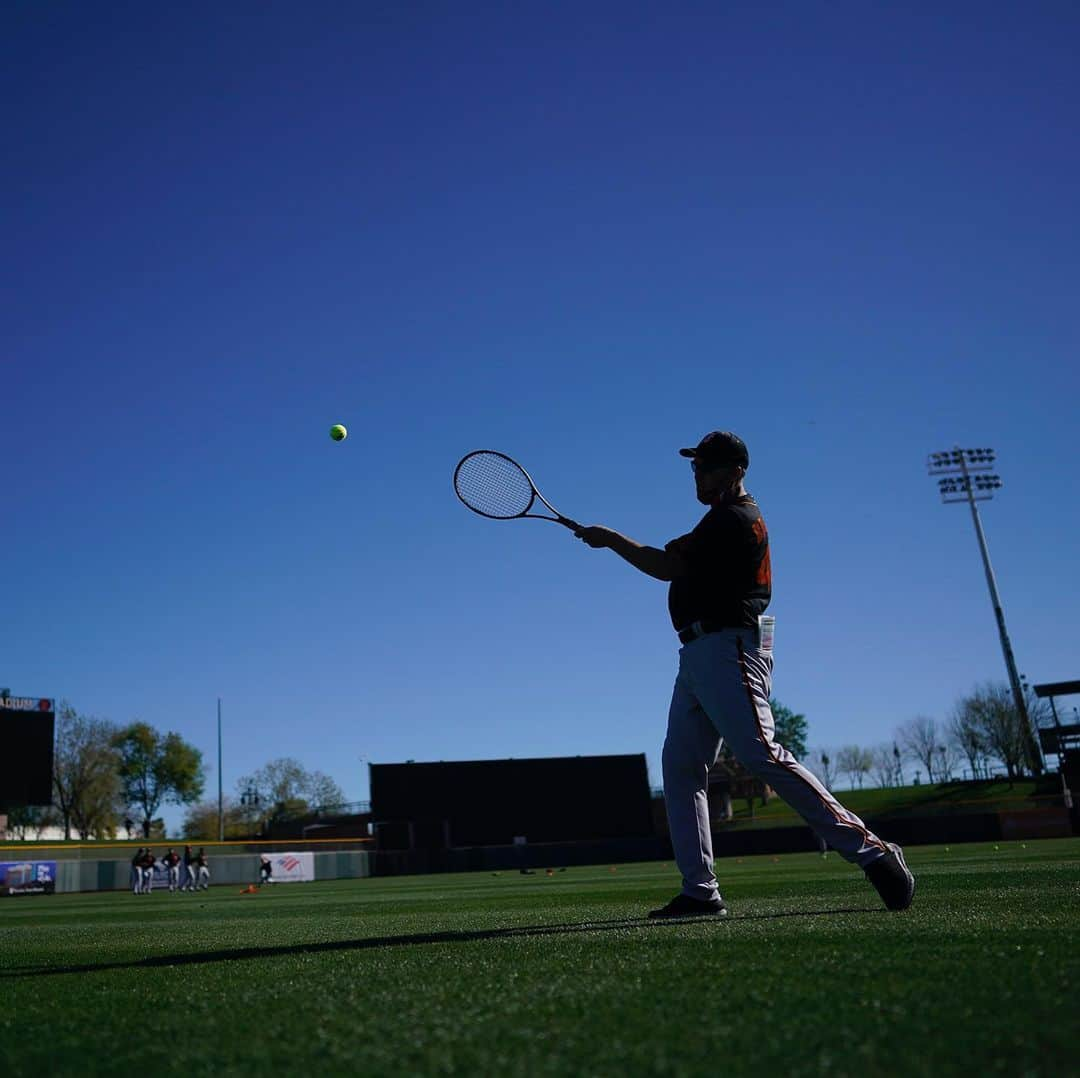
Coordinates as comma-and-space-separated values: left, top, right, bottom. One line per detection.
236, 758, 347, 827
239, 758, 307, 807
948, 700, 990, 779
856, 747, 874, 788
892, 742, 904, 786
52, 703, 122, 840
871, 744, 899, 788
897, 716, 943, 784
307, 771, 347, 812
1023, 685, 1052, 763
964, 682, 1030, 779
836, 746, 858, 789
934, 742, 963, 782
836, 745, 874, 789
182, 797, 251, 840
806, 748, 836, 790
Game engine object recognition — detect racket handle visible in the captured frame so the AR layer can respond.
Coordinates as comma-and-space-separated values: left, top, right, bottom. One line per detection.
557, 516, 583, 532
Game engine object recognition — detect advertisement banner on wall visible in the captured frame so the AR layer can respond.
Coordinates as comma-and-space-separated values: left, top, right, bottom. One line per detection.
267, 851, 315, 883
151, 861, 180, 889
0, 860, 56, 896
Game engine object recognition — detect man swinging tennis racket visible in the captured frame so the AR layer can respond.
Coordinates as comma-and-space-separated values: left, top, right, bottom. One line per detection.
573, 431, 915, 918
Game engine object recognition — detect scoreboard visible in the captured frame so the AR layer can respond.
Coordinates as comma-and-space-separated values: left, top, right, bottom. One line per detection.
0, 695, 55, 808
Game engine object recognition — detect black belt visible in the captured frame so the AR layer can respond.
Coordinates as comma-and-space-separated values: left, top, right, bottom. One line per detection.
677, 619, 731, 644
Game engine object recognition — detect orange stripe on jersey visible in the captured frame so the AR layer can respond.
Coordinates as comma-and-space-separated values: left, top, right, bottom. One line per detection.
752, 517, 771, 588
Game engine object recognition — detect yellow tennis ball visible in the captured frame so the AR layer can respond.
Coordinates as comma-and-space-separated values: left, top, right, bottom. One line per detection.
330, 424, 347, 442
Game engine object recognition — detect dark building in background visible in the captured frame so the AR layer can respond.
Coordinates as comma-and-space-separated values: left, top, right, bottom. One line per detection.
370, 753, 652, 850
0, 696, 55, 809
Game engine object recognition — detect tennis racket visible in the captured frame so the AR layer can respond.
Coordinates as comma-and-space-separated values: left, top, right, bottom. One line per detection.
453, 450, 582, 531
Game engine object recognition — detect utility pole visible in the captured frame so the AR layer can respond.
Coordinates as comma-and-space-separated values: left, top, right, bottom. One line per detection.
927, 447, 1042, 775
217, 698, 224, 841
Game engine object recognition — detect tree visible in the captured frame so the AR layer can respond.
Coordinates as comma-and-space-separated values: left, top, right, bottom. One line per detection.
935, 742, 962, 782
836, 745, 873, 789
835, 745, 858, 788
237, 758, 348, 829
1022, 684, 1052, 771
897, 716, 943, 784
807, 748, 836, 790
948, 700, 990, 779
240, 757, 306, 806
962, 683, 1030, 779
770, 699, 808, 759
113, 722, 205, 838
1024, 684, 1052, 732
4, 804, 61, 839
306, 771, 347, 812
52, 703, 122, 840
182, 796, 252, 840
871, 744, 900, 788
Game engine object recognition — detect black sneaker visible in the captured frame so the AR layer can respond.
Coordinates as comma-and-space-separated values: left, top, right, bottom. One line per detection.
865, 843, 915, 911
648, 893, 728, 919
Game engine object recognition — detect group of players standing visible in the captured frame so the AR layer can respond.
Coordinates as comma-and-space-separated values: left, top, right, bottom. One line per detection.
130, 844, 209, 894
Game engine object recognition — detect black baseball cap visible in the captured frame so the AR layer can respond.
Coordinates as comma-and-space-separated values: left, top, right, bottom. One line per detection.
678, 430, 750, 469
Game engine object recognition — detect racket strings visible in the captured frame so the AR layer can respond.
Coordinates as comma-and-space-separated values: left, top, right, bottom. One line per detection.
454, 452, 535, 518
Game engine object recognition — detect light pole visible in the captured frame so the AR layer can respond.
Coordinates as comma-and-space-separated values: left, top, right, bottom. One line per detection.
217, 698, 224, 842
927, 447, 1042, 775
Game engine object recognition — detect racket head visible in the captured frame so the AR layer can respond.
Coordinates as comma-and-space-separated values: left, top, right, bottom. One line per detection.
453, 450, 538, 520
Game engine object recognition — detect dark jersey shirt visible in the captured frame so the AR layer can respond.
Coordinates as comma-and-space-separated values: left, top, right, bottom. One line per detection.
665, 494, 772, 631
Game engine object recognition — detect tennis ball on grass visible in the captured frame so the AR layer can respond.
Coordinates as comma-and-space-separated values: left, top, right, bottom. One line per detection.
330, 424, 347, 442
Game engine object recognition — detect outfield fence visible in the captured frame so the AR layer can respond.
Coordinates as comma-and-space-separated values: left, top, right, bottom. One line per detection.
3, 805, 1076, 892
1, 838, 373, 894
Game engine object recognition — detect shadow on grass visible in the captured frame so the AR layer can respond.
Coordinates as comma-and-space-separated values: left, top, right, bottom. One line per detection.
2, 906, 884, 980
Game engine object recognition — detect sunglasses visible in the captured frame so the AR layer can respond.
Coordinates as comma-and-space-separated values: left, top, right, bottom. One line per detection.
691, 458, 730, 475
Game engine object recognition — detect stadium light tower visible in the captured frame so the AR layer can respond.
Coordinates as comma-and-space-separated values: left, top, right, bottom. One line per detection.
927, 447, 1042, 775
217, 698, 224, 842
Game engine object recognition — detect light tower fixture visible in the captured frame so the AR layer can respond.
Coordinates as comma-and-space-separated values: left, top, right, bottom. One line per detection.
927, 445, 1042, 775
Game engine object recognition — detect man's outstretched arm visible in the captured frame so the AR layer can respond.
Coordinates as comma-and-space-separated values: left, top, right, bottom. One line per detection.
574, 525, 686, 582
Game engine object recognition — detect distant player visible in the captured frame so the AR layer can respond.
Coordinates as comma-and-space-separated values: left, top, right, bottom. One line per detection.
162, 848, 182, 892
259, 855, 273, 886
131, 848, 146, 894
182, 845, 197, 892
195, 848, 210, 890
140, 848, 156, 894
574, 430, 915, 917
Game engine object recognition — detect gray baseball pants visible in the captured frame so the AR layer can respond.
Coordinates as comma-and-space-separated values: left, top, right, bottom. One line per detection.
663, 627, 888, 902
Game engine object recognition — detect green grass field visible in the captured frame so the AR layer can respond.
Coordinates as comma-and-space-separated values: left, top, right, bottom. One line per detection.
3, 839, 1078, 1077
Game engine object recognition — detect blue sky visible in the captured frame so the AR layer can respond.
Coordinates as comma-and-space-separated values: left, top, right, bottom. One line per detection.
4, 2, 1078, 832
